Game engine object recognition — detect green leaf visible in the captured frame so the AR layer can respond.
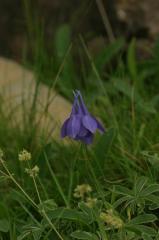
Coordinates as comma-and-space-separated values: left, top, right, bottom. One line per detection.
128, 214, 157, 225
134, 177, 148, 195
113, 78, 142, 101
17, 225, 42, 240
42, 208, 91, 225
148, 203, 159, 210
0, 219, 9, 232
113, 185, 132, 196
126, 225, 156, 236
10, 189, 29, 204
54, 24, 76, 97
17, 232, 30, 240
92, 128, 117, 176
113, 78, 156, 114
142, 233, 153, 240
94, 128, 116, 160
0, 202, 8, 219
141, 184, 159, 196
113, 196, 132, 208
78, 202, 94, 222
38, 199, 57, 213
55, 24, 71, 60
146, 195, 159, 209
127, 39, 137, 80
71, 231, 98, 240
93, 38, 125, 73
133, 225, 156, 236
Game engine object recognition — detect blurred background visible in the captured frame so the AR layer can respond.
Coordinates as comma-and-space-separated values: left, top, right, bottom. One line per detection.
1, 2, 159, 240
1, 0, 159, 62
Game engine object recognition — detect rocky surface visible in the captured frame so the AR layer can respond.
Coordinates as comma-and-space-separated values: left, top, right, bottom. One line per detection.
0, 57, 71, 140
116, 0, 159, 38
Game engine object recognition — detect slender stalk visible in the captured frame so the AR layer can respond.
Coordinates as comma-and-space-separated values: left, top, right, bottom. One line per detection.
37, 176, 49, 199
82, 146, 109, 240
34, 43, 72, 139
96, 0, 115, 43
1, 159, 64, 240
44, 151, 69, 207
26, 161, 42, 204
67, 145, 81, 204
42, 210, 64, 240
19, 202, 41, 226
1, 160, 37, 208
33, 179, 64, 240
27, 162, 64, 240
32, 175, 42, 203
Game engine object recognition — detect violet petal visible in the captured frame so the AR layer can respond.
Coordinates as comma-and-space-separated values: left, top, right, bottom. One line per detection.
61, 118, 69, 138
78, 125, 88, 137
82, 115, 97, 133
76, 90, 89, 115
70, 93, 79, 116
78, 132, 94, 144
83, 133, 94, 144
67, 115, 81, 138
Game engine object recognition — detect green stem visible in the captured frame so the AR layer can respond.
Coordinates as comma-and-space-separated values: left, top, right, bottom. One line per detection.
1, 161, 37, 208
44, 151, 69, 207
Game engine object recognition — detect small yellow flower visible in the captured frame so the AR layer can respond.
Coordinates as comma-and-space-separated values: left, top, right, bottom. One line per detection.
73, 184, 92, 198
19, 149, 31, 162
85, 197, 97, 208
25, 165, 39, 177
100, 209, 124, 229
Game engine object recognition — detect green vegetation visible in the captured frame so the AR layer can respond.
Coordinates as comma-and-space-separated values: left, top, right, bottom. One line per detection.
0, 15, 159, 239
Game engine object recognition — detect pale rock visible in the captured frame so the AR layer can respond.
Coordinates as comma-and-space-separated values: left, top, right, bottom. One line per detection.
0, 57, 71, 140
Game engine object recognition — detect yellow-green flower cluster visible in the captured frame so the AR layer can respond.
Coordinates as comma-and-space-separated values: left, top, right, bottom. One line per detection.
73, 184, 97, 208
19, 149, 31, 162
85, 197, 97, 208
25, 165, 39, 177
100, 209, 124, 229
73, 184, 92, 198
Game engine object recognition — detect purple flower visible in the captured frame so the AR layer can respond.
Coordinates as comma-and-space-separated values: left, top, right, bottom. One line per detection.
61, 90, 105, 144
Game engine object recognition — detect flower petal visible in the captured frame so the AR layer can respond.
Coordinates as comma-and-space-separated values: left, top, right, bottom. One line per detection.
61, 90, 105, 145
61, 118, 69, 138
94, 117, 105, 133
82, 132, 94, 144
70, 93, 79, 116
67, 115, 81, 138
78, 125, 88, 137
75, 131, 94, 144
76, 90, 89, 115
82, 115, 97, 133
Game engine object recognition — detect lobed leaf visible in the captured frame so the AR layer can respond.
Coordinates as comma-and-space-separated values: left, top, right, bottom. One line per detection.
71, 230, 98, 240
128, 214, 157, 225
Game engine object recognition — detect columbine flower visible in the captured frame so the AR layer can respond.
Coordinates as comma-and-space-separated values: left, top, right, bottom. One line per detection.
25, 165, 39, 177
19, 149, 31, 162
73, 184, 92, 198
61, 90, 105, 144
